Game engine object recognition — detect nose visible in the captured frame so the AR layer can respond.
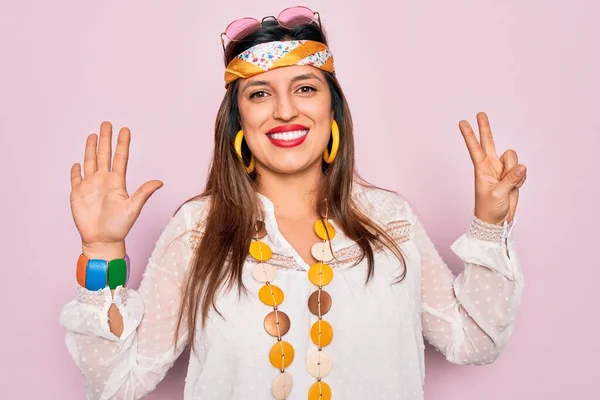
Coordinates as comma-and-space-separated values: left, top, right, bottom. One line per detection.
272, 92, 298, 121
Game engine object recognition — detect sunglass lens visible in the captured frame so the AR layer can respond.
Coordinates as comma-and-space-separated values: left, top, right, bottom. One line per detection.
277, 6, 314, 28
225, 17, 261, 40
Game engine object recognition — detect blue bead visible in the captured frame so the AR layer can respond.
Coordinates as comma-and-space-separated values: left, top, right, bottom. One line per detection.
86, 259, 108, 291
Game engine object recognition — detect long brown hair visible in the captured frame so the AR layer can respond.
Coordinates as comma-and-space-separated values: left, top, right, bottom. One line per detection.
173, 20, 407, 352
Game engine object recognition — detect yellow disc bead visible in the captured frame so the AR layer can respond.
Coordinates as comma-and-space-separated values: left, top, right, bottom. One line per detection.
308, 262, 333, 286
308, 381, 332, 400
310, 320, 334, 347
259, 284, 284, 307
249, 240, 272, 261
314, 220, 336, 240
269, 340, 295, 369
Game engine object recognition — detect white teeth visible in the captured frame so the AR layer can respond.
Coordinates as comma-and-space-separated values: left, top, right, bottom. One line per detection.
269, 130, 308, 141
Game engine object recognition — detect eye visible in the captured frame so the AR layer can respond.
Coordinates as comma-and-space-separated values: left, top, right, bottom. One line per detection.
249, 90, 269, 99
296, 85, 317, 94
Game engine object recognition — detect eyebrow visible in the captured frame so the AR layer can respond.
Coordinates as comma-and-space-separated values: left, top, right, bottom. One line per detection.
292, 72, 323, 83
242, 72, 323, 92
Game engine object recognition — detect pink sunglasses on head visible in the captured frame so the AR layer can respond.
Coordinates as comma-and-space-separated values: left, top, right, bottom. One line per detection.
220, 5, 322, 51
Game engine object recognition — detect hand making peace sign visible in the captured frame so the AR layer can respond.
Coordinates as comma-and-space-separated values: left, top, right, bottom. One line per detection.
459, 112, 527, 226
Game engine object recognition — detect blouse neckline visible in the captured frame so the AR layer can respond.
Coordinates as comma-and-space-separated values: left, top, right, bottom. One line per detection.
255, 191, 345, 271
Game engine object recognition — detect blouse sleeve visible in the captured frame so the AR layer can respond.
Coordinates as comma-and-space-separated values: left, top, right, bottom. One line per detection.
406, 202, 524, 365
59, 200, 205, 399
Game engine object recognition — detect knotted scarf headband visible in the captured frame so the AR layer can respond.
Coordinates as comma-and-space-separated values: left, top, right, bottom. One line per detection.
224, 40, 335, 88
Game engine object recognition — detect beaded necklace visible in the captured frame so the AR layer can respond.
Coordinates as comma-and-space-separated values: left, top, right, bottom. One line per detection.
249, 204, 336, 400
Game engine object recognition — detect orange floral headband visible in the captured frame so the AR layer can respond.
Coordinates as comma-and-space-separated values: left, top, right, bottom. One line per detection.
224, 40, 335, 88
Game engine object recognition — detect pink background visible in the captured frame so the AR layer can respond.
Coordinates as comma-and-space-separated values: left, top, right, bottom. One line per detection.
1, 0, 598, 398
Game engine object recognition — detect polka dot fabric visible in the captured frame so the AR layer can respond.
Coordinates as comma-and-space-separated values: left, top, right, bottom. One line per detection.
60, 184, 524, 399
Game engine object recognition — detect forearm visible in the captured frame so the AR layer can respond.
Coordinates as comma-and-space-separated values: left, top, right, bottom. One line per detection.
62, 288, 144, 399
412, 206, 523, 364
108, 294, 124, 337
82, 241, 127, 337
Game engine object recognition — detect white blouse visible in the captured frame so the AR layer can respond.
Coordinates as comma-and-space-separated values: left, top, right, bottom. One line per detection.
60, 183, 523, 400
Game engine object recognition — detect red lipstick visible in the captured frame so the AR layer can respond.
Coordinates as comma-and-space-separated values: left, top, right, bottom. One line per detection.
266, 124, 309, 148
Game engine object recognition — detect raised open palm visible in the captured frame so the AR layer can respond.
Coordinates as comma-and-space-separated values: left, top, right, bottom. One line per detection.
70, 122, 163, 247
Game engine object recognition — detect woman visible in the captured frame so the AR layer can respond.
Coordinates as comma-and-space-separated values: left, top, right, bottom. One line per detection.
60, 6, 527, 400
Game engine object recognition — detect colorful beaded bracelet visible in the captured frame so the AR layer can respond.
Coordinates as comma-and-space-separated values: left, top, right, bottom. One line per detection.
76, 253, 129, 291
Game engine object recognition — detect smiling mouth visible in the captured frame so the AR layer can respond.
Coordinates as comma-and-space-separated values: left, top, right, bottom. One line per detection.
266, 129, 309, 141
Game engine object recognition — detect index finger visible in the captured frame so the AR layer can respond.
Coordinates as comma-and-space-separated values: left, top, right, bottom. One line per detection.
476, 112, 497, 157
112, 127, 131, 178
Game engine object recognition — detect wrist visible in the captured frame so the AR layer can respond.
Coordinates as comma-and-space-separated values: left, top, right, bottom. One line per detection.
77, 242, 129, 291
82, 241, 126, 260
469, 215, 505, 243
472, 207, 505, 226
474, 216, 504, 226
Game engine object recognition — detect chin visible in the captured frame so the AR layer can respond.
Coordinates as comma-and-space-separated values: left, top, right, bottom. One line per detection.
264, 156, 322, 175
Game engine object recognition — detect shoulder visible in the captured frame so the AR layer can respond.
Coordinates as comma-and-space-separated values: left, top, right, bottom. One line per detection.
171, 195, 211, 226
352, 182, 418, 226
175, 196, 211, 223
159, 196, 212, 249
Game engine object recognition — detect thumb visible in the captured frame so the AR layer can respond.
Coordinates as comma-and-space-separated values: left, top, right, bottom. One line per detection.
130, 180, 164, 211
495, 165, 526, 196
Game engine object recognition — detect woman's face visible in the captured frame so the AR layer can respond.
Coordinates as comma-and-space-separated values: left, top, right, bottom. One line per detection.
237, 65, 333, 175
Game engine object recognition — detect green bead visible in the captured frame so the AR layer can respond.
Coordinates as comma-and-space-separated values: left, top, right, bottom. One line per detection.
107, 258, 127, 289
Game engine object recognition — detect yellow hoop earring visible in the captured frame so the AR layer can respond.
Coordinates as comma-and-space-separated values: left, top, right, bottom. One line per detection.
323, 120, 340, 164
234, 129, 255, 173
